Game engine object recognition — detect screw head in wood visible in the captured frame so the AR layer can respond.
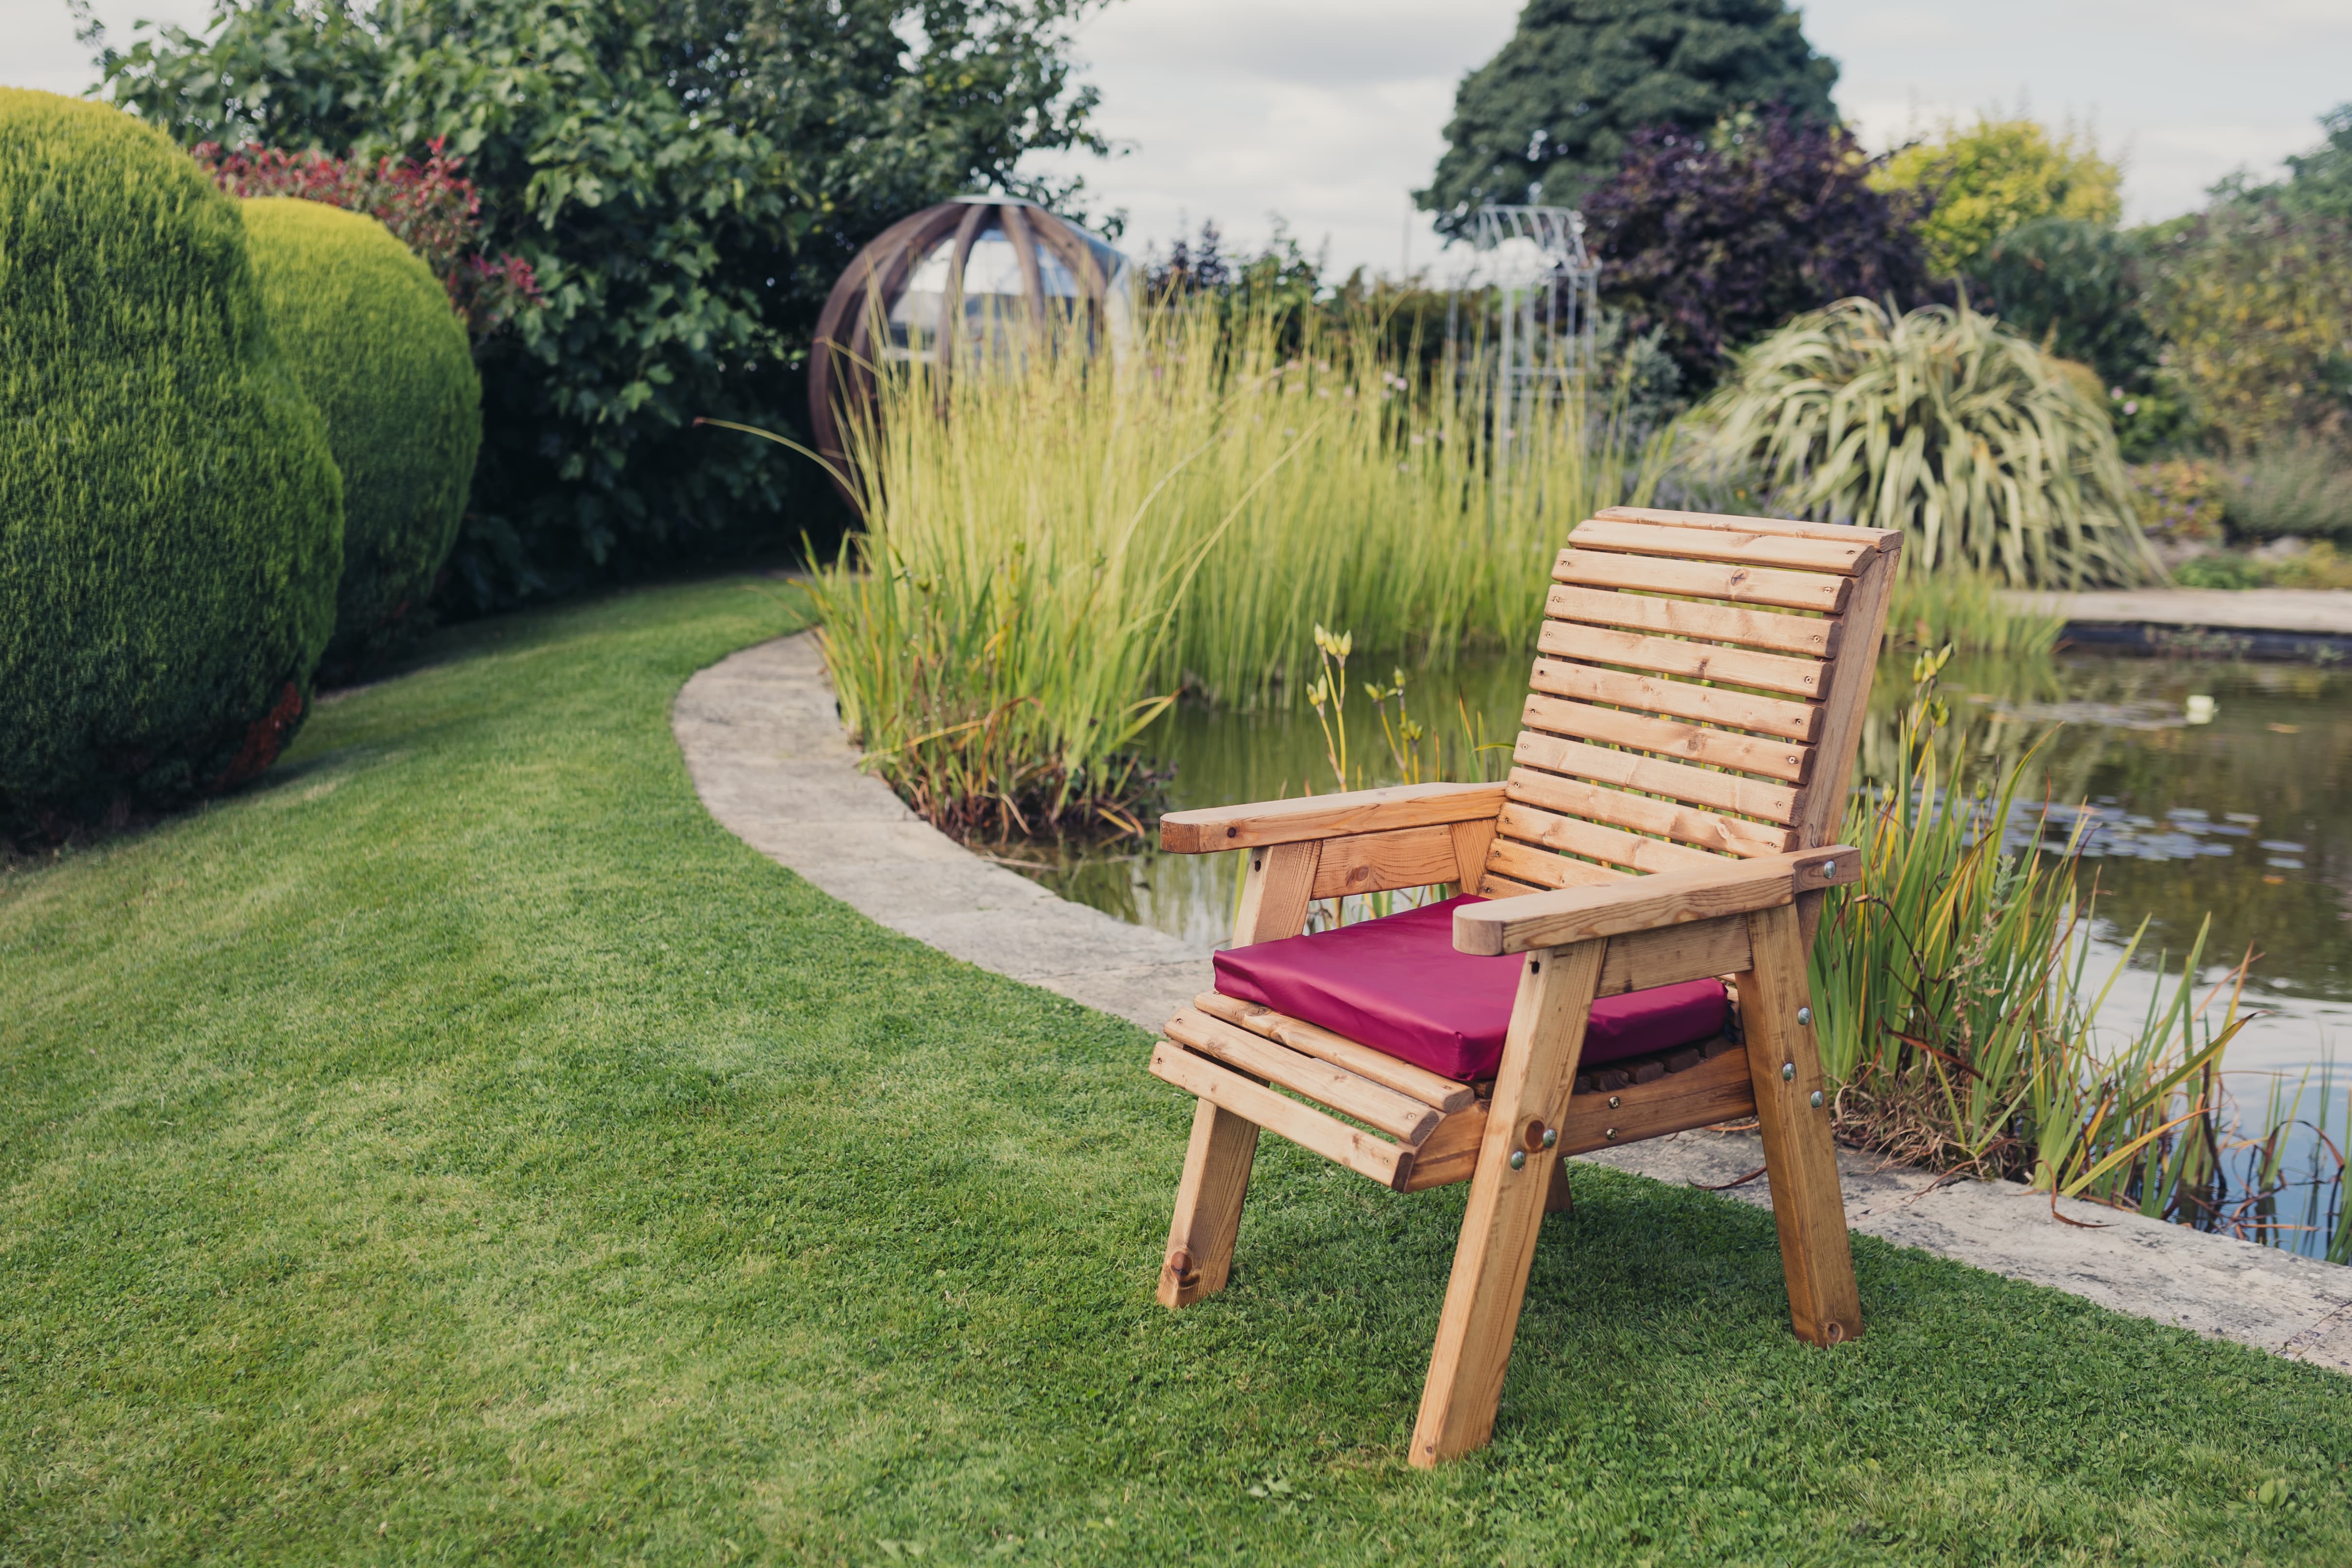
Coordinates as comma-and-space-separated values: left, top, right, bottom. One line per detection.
1811, 1089, 1825, 1108
1509, 1149, 1527, 1170
1823, 860, 1837, 878
1542, 1128, 1558, 1149
1607, 1094, 1621, 1109
1797, 1006, 1813, 1026
1604, 1127, 1619, 1141
1781, 1061, 1796, 1081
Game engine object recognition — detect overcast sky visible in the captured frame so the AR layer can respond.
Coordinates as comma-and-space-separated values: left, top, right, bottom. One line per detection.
8, 0, 2348, 276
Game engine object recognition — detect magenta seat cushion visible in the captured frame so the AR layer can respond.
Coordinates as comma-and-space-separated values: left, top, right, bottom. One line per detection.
1212, 894, 1728, 1084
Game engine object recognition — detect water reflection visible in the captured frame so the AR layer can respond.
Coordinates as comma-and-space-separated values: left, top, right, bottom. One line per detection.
1003, 648, 2352, 1073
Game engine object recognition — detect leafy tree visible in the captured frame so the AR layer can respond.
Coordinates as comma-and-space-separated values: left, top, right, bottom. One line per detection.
2139, 199, 2352, 455
1969, 219, 2153, 388
1873, 115, 2120, 277
1582, 110, 1931, 391
1417, 0, 1836, 232
90, 0, 1108, 606
2217, 102, 2352, 223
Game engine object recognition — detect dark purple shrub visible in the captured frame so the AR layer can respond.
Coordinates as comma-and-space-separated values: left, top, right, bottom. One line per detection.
1584, 110, 1933, 390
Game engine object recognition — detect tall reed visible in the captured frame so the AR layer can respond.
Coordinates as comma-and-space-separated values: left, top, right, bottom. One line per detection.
806, 295, 1667, 835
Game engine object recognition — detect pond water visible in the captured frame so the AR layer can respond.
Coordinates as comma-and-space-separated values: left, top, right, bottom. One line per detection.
995, 646, 2352, 1254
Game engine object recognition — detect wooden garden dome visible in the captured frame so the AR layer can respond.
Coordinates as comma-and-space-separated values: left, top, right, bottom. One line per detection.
806, 196, 1132, 480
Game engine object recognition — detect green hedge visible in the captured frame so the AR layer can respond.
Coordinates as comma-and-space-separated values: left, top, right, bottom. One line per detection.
241, 197, 480, 672
0, 89, 342, 827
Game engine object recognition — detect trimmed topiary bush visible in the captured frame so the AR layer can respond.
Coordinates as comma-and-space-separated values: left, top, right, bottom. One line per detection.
0, 89, 342, 831
241, 196, 481, 672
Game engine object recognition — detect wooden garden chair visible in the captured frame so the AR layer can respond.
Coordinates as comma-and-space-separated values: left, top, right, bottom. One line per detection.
1149, 506, 1901, 1465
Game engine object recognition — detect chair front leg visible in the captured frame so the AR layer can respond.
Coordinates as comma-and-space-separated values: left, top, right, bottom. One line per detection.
1158, 1097, 1260, 1307
1409, 938, 1604, 1467
1737, 901, 1862, 1346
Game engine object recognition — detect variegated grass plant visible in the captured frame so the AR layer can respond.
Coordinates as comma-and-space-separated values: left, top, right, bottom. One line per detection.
1698, 297, 2164, 588
1810, 648, 2256, 1208
795, 296, 1667, 838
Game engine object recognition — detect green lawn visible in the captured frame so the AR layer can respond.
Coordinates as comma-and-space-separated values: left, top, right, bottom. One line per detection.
3, 578, 2348, 1566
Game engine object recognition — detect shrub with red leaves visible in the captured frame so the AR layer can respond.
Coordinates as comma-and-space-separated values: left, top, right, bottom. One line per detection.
194, 138, 542, 337
1584, 109, 1934, 392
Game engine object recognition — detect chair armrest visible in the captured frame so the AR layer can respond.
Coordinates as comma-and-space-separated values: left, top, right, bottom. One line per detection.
1452, 847, 1859, 956
1159, 781, 1508, 853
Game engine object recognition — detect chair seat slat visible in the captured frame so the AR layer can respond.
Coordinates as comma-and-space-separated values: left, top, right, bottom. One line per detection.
1506, 767, 1799, 858
1192, 991, 1477, 1112
1495, 801, 1732, 876
1513, 731, 1800, 825
1476, 870, 1554, 899
1148, 1042, 1415, 1190
1555, 548, 1851, 614
1545, 584, 1840, 659
1522, 693, 1814, 784
1569, 517, 1874, 575
1164, 1008, 1441, 1143
1536, 619, 1826, 699
1530, 657, 1823, 744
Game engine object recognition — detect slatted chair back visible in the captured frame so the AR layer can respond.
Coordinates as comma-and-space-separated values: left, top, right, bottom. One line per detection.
1477, 506, 1903, 901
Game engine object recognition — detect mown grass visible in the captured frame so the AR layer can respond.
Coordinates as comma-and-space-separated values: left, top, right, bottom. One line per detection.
3, 578, 2350, 1565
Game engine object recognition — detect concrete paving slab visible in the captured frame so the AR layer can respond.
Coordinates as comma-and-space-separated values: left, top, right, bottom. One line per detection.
2013, 588, 2352, 635
675, 630, 2352, 1375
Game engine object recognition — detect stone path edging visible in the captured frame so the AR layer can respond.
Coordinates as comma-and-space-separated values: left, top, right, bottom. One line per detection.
674, 630, 2352, 1375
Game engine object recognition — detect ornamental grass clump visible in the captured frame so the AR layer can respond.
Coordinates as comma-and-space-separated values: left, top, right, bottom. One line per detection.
1699, 296, 2162, 587
785, 296, 1666, 838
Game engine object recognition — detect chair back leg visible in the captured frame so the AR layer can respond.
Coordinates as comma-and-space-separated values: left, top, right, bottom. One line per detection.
1158, 1098, 1260, 1307
1409, 939, 1605, 1467
1737, 902, 1863, 1346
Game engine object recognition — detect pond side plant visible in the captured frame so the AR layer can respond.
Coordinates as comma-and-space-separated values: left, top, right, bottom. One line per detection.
1698, 296, 2163, 588
791, 295, 1665, 838
1810, 648, 2254, 1205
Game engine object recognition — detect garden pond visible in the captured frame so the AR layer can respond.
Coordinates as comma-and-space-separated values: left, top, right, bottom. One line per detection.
994, 648, 2352, 1254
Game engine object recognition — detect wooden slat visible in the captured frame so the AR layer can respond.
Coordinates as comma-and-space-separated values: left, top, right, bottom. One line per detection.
1556, 1040, 1756, 1156
1158, 1098, 1259, 1307
1554, 548, 1850, 615
1232, 839, 1319, 946
1536, 618, 1827, 699
1476, 871, 1551, 899
1484, 836, 1627, 891
1448, 818, 1498, 894
1523, 693, 1813, 785
1506, 767, 1798, 859
1594, 505, 1902, 552
1530, 657, 1823, 743
1545, 584, 1840, 659
1514, 730, 1800, 826
1451, 846, 1858, 956
1736, 903, 1862, 1346
1193, 992, 1477, 1113
1309, 823, 1461, 900
1166, 1008, 1440, 1142
1398, 1101, 1489, 1192
1149, 1042, 1413, 1190
1160, 782, 1506, 853
1496, 802, 1731, 876
1570, 517, 1876, 575
1594, 913, 1753, 995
